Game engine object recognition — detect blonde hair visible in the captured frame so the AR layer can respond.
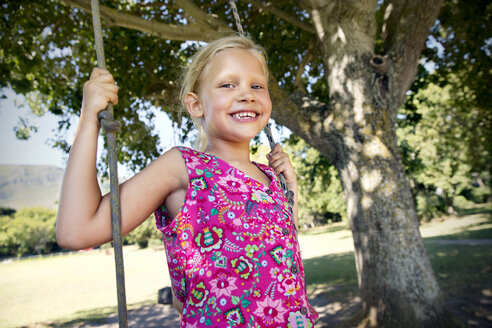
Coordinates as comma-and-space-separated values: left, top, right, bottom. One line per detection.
179, 35, 269, 151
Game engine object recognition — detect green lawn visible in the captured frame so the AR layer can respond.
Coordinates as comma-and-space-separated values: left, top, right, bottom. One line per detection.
0, 247, 170, 328
0, 204, 490, 327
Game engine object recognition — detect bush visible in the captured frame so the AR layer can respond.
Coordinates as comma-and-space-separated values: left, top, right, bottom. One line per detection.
416, 193, 445, 221
124, 214, 162, 248
454, 195, 475, 209
313, 212, 342, 226
470, 185, 491, 203
0, 207, 57, 257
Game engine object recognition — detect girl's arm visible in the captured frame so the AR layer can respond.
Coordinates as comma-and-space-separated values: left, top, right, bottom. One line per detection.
267, 144, 299, 230
56, 68, 186, 250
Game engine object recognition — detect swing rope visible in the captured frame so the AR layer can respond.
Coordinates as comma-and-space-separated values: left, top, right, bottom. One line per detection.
229, 0, 295, 206
90, 1, 128, 327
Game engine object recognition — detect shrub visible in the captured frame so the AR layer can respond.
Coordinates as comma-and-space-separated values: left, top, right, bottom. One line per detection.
124, 214, 162, 248
416, 193, 445, 221
0, 207, 57, 257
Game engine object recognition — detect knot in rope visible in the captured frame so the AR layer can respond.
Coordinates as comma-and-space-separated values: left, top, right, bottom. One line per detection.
98, 110, 121, 133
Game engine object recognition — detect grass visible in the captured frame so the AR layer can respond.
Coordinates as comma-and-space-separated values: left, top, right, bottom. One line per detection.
302, 203, 492, 298
427, 244, 492, 296
1, 204, 491, 327
301, 222, 349, 235
0, 246, 170, 328
302, 244, 492, 298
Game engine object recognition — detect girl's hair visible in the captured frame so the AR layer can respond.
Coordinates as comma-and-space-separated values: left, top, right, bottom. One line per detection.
179, 34, 269, 151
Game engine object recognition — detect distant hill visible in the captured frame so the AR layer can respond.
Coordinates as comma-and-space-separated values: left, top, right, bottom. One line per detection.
0, 165, 64, 210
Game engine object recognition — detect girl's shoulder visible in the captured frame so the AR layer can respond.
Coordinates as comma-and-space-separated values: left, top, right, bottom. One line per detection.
145, 147, 189, 187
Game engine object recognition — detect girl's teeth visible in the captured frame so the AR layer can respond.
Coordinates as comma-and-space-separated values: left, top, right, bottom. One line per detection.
233, 112, 256, 118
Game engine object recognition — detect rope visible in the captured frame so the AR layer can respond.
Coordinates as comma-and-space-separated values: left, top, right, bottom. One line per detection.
90, 1, 128, 327
264, 124, 295, 206
229, 0, 244, 36
228, 0, 294, 206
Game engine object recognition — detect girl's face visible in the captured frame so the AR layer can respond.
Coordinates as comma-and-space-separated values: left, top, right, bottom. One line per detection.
190, 48, 272, 146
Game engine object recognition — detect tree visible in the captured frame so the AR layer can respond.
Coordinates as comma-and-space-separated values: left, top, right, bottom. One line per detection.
398, 79, 487, 218
396, 0, 492, 216
427, 0, 492, 202
1, 0, 454, 325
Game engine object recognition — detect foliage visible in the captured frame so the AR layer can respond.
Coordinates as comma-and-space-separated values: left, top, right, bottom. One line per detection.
123, 213, 162, 248
2, 1, 488, 218
397, 78, 491, 220
0, 206, 163, 256
395, 0, 492, 219
284, 136, 346, 227
0, 0, 315, 174
251, 139, 345, 228
0, 207, 57, 257
425, 0, 491, 184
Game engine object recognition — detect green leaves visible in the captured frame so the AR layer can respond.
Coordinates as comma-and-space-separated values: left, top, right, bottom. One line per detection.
0, 207, 57, 257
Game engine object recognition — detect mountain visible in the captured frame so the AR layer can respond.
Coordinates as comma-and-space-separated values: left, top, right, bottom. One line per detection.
0, 165, 64, 210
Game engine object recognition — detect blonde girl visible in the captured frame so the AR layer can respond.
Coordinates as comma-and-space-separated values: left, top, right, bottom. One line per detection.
57, 35, 318, 327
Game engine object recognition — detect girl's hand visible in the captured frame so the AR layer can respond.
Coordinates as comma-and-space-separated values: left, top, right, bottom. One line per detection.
81, 68, 119, 126
267, 144, 297, 190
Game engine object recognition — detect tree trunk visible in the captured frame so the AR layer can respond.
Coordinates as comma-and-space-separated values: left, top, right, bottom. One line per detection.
295, 0, 454, 326
327, 62, 448, 328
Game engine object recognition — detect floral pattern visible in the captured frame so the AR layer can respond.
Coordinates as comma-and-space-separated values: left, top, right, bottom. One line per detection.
253, 297, 288, 325
155, 146, 318, 327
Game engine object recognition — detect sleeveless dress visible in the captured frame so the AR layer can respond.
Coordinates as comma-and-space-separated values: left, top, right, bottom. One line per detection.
155, 146, 318, 327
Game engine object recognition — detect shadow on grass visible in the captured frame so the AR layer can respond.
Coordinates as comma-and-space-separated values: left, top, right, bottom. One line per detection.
303, 242, 492, 327
424, 227, 492, 241
303, 242, 492, 298
33, 301, 180, 328
457, 203, 492, 217
426, 243, 492, 295
31, 306, 112, 327
304, 252, 357, 288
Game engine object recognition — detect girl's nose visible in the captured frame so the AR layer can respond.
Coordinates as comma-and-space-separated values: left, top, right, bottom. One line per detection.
236, 87, 255, 102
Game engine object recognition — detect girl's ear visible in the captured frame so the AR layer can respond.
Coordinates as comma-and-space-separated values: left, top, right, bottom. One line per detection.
185, 92, 203, 118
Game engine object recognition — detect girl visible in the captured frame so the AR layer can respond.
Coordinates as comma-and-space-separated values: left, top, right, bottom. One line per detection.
56, 35, 318, 327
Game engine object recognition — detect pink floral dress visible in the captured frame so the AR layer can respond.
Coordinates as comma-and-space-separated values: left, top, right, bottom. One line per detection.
155, 146, 318, 327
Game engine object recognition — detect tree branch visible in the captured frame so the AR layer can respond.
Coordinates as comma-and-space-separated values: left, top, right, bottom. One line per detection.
177, 0, 230, 31
242, 0, 316, 34
383, 0, 443, 104
293, 44, 314, 91
59, 0, 231, 42
300, 0, 377, 57
268, 77, 337, 162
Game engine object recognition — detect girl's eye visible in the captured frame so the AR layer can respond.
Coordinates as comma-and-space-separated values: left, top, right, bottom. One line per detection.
252, 84, 264, 90
220, 83, 234, 88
